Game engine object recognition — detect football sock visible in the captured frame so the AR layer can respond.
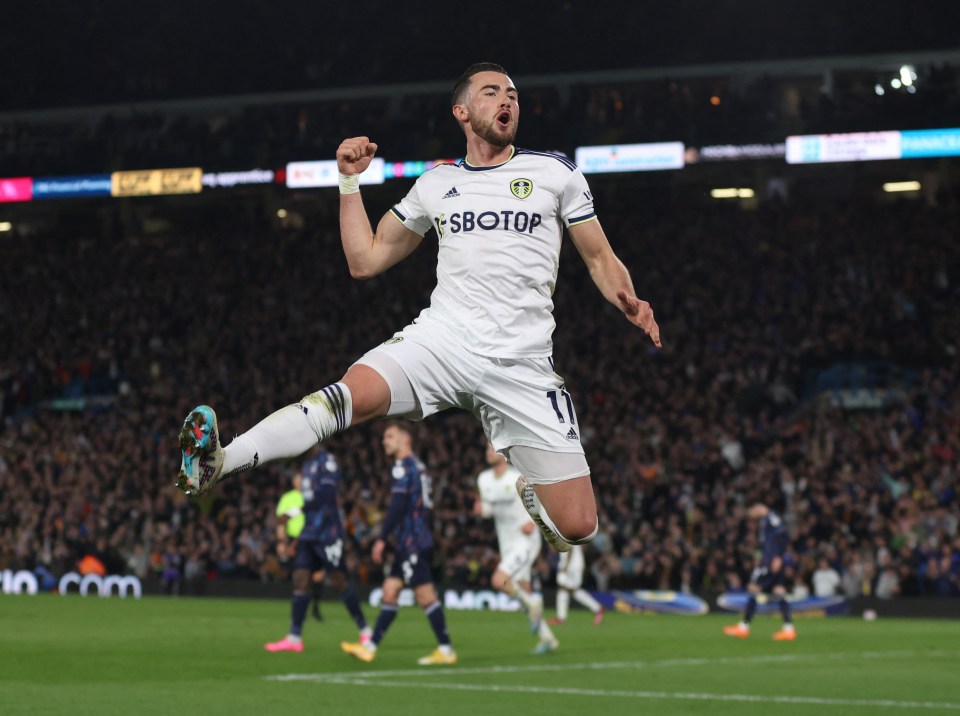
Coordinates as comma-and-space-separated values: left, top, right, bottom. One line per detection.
574, 588, 603, 613
290, 593, 310, 636
221, 383, 353, 476
372, 603, 398, 646
423, 601, 451, 646
779, 598, 793, 625
538, 619, 556, 642
556, 590, 570, 621
341, 586, 368, 630
505, 581, 536, 611
744, 595, 758, 624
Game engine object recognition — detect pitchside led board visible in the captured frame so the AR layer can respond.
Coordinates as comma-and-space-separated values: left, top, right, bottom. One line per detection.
786, 128, 960, 164
110, 167, 204, 197
286, 158, 386, 188
575, 142, 686, 174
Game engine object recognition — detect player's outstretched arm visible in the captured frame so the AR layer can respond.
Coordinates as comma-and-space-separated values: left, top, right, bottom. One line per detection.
337, 136, 423, 280
568, 219, 662, 348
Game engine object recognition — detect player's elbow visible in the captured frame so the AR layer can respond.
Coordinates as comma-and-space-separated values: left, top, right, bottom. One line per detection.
347, 258, 381, 281
349, 264, 376, 281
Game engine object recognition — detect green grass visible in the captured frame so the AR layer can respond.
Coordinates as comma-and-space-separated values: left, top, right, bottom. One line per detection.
2, 595, 959, 715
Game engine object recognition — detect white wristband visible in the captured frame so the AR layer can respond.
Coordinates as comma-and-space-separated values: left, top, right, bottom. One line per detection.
338, 173, 360, 195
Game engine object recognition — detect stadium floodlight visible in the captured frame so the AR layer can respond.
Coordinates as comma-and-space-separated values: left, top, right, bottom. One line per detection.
0, 221, 11, 232
900, 65, 916, 87
277, 209, 288, 218
883, 181, 921, 193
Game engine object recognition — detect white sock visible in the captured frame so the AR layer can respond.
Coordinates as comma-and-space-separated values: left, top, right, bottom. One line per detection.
556, 590, 570, 621
438, 644, 454, 655
538, 619, 556, 642
286, 634, 301, 643
222, 383, 353, 476
573, 588, 602, 614
507, 583, 535, 611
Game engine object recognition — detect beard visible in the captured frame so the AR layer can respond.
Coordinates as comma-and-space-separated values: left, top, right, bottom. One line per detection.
471, 115, 518, 147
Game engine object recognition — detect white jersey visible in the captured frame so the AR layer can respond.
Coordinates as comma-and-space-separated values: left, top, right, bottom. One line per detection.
477, 464, 539, 552
390, 147, 597, 358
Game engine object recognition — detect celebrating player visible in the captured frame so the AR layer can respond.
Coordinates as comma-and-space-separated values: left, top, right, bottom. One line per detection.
474, 442, 559, 654
265, 447, 370, 652
723, 503, 796, 641
549, 544, 605, 625
176, 62, 661, 557
341, 422, 456, 665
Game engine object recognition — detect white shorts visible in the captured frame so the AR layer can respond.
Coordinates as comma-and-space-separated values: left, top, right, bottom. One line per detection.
556, 545, 585, 590
497, 540, 540, 585
356, 319, 590, 484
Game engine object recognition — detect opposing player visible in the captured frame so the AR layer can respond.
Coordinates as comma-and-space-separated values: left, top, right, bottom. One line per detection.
341, 422, 456, 665
264, 447, 371, 652
176, 62, 661, 557
724, 503, 796, 641
549, 544, 605, 625
273, 471, 324, 622
474, 442, 559, 654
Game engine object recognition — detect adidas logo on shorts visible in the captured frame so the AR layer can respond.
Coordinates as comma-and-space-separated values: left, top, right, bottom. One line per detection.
566, 427, 579, 441
442, 186, 460, 199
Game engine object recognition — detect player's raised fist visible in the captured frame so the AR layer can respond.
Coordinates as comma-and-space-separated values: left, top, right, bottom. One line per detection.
336, 137, 379, 175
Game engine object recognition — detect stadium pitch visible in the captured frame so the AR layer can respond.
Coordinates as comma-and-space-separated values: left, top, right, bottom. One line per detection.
2, 595, 958, 715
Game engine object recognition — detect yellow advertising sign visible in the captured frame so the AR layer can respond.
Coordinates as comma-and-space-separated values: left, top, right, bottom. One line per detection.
110, 167, 203, 197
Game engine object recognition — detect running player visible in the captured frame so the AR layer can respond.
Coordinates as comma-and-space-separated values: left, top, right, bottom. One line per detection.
264, 447, 370, 652
723, 503, 796, 641
340, 422, 456, 665
474, 441, 559, 654
549, 544, 605, 625
176, 62, 661, 557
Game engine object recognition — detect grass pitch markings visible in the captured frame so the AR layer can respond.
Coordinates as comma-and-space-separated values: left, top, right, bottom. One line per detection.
265, 649, 931, 682
274, 678, 960, 711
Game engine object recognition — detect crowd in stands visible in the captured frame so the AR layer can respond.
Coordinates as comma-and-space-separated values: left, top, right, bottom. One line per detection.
3, 60, 960, 179
2, 177, 958, 602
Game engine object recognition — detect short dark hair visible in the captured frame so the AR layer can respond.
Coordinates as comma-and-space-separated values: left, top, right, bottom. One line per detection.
452, 62, 508, 106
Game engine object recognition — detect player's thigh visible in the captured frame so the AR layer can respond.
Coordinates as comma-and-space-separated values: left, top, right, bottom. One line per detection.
389, 550, 434, 589
476, 356, 590, 477
353, 327, 483, 421
381, 576, 404, 604
498, 543, 538, 585
292, 540, 325, 575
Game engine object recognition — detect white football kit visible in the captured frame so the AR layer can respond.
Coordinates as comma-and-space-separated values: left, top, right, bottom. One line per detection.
477, 464, 541, 582
556, 544, 586, 590
357, 148, 596, 481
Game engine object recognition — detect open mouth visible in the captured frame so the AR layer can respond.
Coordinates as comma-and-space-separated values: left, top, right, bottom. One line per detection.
497, 112, 511, 127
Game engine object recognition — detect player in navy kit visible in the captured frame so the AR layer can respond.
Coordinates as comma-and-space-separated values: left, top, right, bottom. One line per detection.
724, 503, 796, 640
265, 447, 370, 652
341, 422, 457, 665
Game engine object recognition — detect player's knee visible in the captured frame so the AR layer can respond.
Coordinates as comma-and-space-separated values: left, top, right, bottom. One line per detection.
292, 569, 311, 593
557, 515, 598, 544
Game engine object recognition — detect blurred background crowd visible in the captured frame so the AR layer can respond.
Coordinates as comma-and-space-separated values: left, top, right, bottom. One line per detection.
2, 189, 958, 601
2, 3, 959, 605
